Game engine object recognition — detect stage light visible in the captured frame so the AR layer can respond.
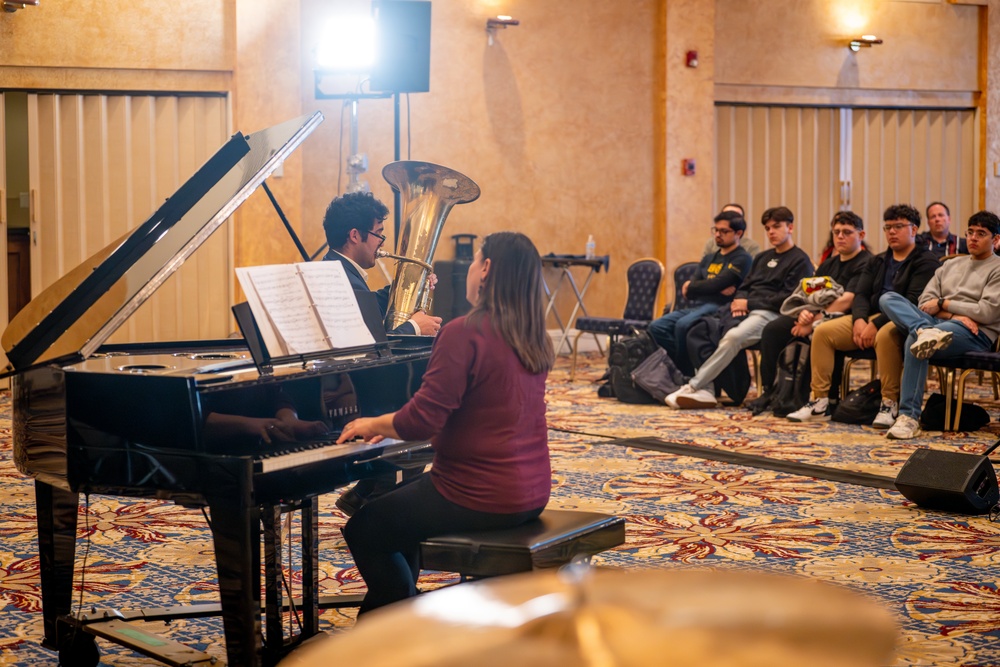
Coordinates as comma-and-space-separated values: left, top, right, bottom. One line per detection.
316, 15, 377, 71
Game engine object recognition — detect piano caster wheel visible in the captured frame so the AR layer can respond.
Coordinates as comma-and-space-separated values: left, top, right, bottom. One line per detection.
58, 632, 99, 667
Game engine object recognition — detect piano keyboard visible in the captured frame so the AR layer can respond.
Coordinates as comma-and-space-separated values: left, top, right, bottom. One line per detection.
255, 438, 407, 474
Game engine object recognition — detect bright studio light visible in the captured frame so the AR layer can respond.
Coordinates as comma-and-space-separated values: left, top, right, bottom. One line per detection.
316, 15, 377, 71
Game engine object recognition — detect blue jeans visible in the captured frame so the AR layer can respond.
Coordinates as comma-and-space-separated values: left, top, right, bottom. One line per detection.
647, 302, 719, 376
879, 292, 993, 419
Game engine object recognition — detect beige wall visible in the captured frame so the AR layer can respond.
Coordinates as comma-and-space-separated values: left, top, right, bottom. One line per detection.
298, 0, 659, 317
716, 0, 980, 107
664, 0, 716, 284
0, 0, 233, 91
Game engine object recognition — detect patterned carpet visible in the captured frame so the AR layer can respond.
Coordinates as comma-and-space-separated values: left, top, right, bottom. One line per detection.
3, 354, 1000, 665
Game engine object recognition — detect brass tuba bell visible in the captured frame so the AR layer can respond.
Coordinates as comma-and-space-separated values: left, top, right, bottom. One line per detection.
380, 161, 481, 331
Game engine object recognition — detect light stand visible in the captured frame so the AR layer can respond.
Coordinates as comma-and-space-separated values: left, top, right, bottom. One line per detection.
313, 74, 404, 246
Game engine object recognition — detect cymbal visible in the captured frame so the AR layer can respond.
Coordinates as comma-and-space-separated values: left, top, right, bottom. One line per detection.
279, 567, 898, 667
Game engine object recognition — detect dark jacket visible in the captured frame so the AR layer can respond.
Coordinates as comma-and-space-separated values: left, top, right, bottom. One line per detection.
735, 246, 815, 313
685, 246, 754, 305
324, 249, 415, 335
851, 246, 940, 329
916, 232, 967, 258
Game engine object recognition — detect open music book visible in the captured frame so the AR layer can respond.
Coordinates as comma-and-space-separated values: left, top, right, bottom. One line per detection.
235, 261, 376, 357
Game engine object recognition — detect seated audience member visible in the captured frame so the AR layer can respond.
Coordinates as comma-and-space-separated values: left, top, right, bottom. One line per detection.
878, 211, 1000, 439
648, 210, 753, 376
788, 204, 939, 424
749, 211, 872, 413
336, 232, 554, 615
666, 206, 814, 408
916, 201, 967, 258
702, 203, 762, 258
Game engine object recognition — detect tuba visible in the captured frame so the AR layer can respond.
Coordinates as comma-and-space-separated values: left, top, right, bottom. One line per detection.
380, 161, 481, 331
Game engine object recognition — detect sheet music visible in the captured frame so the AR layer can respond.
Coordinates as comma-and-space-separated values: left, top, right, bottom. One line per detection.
296, 261, 376, 348
236, 262, 375, 357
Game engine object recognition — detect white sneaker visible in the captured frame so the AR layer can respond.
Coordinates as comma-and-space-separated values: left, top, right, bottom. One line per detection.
910, 327, 954, 360
871, 399, 898, 429
675, 387, 718, 409
665, 384, 695, 409
786, 397, 830, 422
887, 414, 922, 440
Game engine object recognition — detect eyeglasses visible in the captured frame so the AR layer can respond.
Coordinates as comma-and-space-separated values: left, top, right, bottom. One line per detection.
711, 226, 734, 235
831, 228, 858, 237
366, 230, 387, 245
966, 228, 995, 240
882, 222, 914, 232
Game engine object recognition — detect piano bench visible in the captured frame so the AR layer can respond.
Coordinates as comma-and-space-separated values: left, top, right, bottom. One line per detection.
419, 509, 626, 580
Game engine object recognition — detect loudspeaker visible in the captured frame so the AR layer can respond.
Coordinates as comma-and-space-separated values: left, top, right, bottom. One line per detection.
894, 448, 999, 514
371, 1, 431, 93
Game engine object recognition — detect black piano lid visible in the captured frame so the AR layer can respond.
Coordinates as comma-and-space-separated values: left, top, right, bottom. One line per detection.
1, 112, 325, 374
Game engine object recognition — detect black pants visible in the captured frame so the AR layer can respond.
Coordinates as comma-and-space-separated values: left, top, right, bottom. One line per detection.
341, 473, 544, 615
758, 315, 801, 393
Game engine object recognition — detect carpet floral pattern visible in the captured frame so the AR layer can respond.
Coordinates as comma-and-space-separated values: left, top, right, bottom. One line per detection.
2, 353, 1000, 665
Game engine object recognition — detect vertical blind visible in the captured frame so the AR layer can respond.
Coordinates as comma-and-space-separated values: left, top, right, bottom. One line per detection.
27, 93, 232, 344
715, 104, 977, 258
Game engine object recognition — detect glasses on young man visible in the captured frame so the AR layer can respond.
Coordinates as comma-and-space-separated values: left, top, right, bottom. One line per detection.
966, 228, 995, 240
882, 222, 914, 232
711, 226, 734, 235
366, 230, 387, 245
831, 228, 857, 237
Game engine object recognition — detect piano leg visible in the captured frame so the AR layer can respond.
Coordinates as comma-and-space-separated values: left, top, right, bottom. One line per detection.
34, 481, 79, 650
208, 491, 263, 667
301, 496, 319, 637
262, 498, 320, 664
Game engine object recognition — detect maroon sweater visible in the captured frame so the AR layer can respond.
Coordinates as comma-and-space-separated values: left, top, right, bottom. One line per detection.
392, 314, 551, 513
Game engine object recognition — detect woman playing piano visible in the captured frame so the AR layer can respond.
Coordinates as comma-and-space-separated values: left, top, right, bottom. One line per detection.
336, 231, 555, 615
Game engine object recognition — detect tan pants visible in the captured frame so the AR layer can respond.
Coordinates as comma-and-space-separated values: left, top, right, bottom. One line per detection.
809, 315, 904, 403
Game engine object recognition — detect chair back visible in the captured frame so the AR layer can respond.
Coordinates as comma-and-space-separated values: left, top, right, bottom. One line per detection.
622, 258, 664, 321
670, 261, 701, 313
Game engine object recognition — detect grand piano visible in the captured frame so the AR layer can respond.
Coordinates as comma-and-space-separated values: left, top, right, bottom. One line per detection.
3, 113, 432, 666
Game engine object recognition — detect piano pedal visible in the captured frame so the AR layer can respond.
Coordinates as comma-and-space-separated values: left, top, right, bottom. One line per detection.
80, 619, 216, 666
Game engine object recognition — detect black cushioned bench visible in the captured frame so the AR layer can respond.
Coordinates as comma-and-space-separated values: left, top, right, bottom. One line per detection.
420, 509, 626, 580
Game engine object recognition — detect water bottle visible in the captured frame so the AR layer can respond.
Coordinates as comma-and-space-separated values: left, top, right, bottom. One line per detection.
585, 235, 596, 260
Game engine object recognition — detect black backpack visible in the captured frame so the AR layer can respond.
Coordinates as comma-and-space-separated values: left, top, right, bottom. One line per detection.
832, 379, 882, 424
607, 332, 659, 404
920, 393, 992, 432
685, 310, 752, 405
767, 340, 812, 418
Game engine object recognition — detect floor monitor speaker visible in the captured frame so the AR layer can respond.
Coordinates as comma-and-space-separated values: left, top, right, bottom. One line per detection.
894, 448, 999, 514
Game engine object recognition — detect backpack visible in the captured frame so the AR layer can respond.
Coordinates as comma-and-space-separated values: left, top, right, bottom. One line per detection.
685, 310, 752, 405
920, 393, 992, 432
631, 347, 685, 403
607, 331, 659, 404
767, 340, 812, 418
832, 379, 882, 424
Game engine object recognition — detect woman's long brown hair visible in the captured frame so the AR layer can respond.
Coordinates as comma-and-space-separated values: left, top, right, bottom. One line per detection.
466, 232, 555, 374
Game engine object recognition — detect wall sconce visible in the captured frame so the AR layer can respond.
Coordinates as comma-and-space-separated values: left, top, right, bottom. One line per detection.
3, 0, 39, 12
849, 35, 882, 52
486, 15, 519, 46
